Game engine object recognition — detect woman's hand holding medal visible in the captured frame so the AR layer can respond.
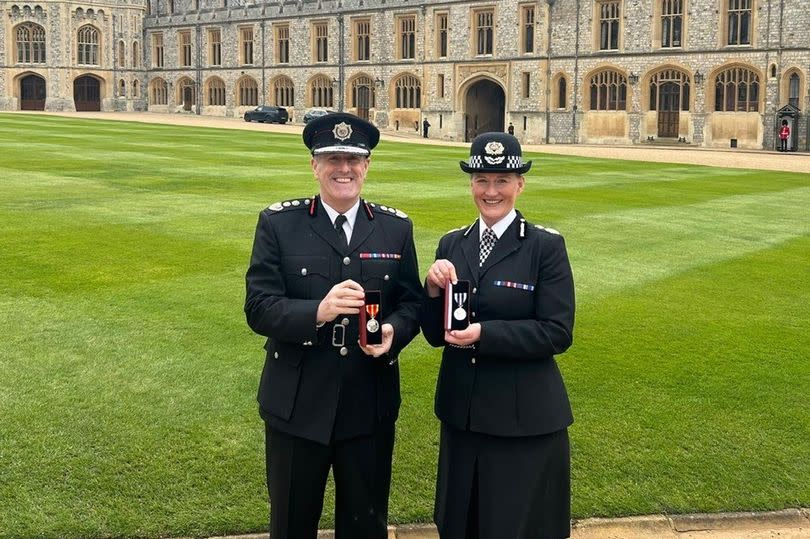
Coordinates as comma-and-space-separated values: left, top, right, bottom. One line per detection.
426, 259, 458, 298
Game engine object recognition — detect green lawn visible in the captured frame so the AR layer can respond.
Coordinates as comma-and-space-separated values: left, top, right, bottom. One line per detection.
1, 113, 808, 538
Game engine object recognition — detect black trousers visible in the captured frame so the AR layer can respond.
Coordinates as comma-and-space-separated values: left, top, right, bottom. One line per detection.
265, 423, 395, 539
435, 424, 571, 539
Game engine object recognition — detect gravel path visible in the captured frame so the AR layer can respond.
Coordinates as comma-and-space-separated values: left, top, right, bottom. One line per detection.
8, 110, 809, 174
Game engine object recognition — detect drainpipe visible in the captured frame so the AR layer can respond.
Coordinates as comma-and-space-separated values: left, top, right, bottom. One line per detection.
261, 21, 266, 106
572, 0, 580, 138
195, 24, 201, 114
545, 0, 554, 144
338, 14, 345, 112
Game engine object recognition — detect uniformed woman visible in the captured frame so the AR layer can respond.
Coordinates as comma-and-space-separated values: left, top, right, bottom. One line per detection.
421, 132, 576, 539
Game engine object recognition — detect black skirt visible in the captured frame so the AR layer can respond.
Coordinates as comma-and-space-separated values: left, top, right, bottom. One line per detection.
434, 423, 570, 539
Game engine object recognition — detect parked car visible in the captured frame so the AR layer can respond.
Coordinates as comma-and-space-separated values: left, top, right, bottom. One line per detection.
303, 108, 332, 123
244, 106, 289, 124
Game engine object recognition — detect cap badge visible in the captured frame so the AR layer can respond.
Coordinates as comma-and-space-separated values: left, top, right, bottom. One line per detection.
484, 141, 506, 165
333, 122, 352, 142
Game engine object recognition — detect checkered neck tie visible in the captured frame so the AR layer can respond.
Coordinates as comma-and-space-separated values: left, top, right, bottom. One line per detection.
479, 228, 497, 267
334, 214, 348, 250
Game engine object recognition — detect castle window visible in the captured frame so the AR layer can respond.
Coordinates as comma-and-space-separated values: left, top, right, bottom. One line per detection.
661, 0, 683, 48
208, 29, 221, 66
398, 15, 416, 60
150, 77, 168, 105
240, 27, 254, 65
788, 72, 800, 108
589, 70, 627, 110
275, 24, 290, 64
152, 33, 164, 68
179, 30, 192, 67
133, 41, 140, 68
558, 77, 567, 109
436, 12, 448, 58
207, 77, 225, 106
395, 74, 421, 109
354, 19, 371, 61
521, 4, 535, 54
16, 23, 46, 64
727, 0, 752, 45
714, 67, 759, 111
598, 1, 620, 50
313, 22, 328, 63
274, 76, 294, 107
78, 25, 99, 66
237, 77, 258, 106
310, 75, 334, 108
474, 9, 494, 55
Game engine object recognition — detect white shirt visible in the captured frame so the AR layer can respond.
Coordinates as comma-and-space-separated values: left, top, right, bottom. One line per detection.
322, 199, 360, 245
478, 209, 517, 241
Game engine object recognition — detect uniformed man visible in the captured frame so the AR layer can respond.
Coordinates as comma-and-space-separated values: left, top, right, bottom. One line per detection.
245, 113, 423, 539
421, 132, 576, 539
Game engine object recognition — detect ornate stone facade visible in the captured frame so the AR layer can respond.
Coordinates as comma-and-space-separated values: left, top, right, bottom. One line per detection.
2, 0, 808, 151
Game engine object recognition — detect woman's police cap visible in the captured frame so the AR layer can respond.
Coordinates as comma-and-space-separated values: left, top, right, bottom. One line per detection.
303, 112, 380, 156
460, 132, 532, 174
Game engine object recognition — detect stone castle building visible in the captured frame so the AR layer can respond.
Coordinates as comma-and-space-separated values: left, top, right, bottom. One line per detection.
2, 0, 808, 151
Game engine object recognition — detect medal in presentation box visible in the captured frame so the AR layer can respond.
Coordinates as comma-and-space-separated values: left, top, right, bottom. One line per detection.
359, 290, 382, 346
444, 280, 471, 331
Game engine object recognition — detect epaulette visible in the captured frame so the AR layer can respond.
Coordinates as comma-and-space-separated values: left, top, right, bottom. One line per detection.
445, 225, 466, 234
366, 201, 408, 219
266, 197, 312, 213
534, 224, 561, 235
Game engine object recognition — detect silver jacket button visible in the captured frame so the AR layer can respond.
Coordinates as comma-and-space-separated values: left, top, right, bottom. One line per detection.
343, 256, 351, 266
274, 352, 279, 359
341, 318, 350, 326
384, 274, 390, 281
340, 346, 348, 356
471, 357, 476, 365
301, 267, 307, 276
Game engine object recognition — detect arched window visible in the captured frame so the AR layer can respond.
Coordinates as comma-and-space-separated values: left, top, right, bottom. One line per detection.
788, 72, 800, 108
16, 23, 46, 64
273, 76, 294, 107
118, 41, 125, 67
351, 75, 375, 108
589, 70, 627, 110
714, 66, 759, 112
78, 25, 99, 66
310, 75, 333, 107
558, 77, 567, 109
237, 76, 258, 106
394, 74, 421, 108
132, 41, 140, 68
150, 77, 168, 105
648, 69, 690, 111
119, 79, 126, 96
206, 77, 226, 106
133, 79, 139, 98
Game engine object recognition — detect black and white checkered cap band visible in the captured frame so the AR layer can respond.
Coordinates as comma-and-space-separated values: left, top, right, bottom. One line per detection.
467, 155, 525, 169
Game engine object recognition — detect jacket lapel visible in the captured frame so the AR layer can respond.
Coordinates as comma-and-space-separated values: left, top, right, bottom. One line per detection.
460, 220, 481, 280
309, 209, 345, 256
348, 207, 374, 253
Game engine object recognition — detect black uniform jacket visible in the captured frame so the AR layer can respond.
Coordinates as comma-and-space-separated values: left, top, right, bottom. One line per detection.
421, 211, 575, 437
245, 196, 422, 445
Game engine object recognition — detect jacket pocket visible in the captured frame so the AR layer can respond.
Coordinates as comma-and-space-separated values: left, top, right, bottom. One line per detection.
258, 341, 303, 420
281, 255, 330, 298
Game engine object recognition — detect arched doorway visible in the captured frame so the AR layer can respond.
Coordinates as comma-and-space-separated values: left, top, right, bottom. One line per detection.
463, 78, 505, 141
649, 70, 690, 138
74, 75, 101, 111
20, 74, 46, 110
178, 78, 195, 111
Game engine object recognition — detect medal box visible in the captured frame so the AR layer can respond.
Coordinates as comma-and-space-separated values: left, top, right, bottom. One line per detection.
359, 290, 382, 346
444, 280, 471, 331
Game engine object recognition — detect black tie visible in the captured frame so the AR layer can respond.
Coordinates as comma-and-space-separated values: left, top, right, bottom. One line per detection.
334, 214, 348, 250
